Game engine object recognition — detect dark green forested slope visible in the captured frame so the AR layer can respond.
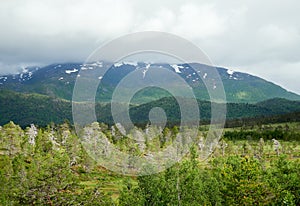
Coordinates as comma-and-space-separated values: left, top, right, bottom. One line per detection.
0, 90, 300, 127
0, 90, 71, 126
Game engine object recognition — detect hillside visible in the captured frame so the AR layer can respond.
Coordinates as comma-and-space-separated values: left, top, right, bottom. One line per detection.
0, 62, 299, 103
129, 96, 300, 126
0, 90, 299, 127
0, 90, 71, 126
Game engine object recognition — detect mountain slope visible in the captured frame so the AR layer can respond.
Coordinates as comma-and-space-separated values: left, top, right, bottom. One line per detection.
129, 97, 300, 125
0, 90, 71, 126
0, 62, 299, 103
0, 90, 299, 127
256, 98, 300, 114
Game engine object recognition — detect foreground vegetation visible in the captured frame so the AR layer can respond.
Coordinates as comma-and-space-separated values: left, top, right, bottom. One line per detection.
0, 121, 299, 205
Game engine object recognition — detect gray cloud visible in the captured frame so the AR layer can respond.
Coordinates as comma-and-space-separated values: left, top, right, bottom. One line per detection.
0, 0, 299, 93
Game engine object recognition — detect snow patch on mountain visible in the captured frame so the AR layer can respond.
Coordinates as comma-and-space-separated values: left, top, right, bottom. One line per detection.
80, 67, 89, 70
171, 64, 183, 73
81, 66, 95, 70
22, 68, 29, 73
114, 61, 138, 68
124, 61, 138, 67
142, 64, 151, 79
227, 69, 234, 75
0, 77, 7, 81
65, 69, 78, 74
227, 69, 241, 80
114, 62, 123, 67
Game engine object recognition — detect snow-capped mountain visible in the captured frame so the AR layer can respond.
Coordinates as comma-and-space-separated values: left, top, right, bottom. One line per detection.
0, 61, 299, 103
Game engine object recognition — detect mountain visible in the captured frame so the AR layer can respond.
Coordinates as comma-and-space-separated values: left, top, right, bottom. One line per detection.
0, 62, 299, 103
0, 90, 299, 128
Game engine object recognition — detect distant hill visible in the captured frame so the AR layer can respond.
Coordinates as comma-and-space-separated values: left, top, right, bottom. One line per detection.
256, 98, 300, 114
0, 90, 71, 126
129, 97, 300, 126
0, 62, 299, 103
0, 90, 299, 128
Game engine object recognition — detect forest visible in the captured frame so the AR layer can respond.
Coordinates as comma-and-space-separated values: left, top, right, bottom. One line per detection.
0, 121, 299, 205
1, 89, 300, 128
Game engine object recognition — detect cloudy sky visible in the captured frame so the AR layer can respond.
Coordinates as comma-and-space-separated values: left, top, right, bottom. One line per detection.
0, 0, 299, 94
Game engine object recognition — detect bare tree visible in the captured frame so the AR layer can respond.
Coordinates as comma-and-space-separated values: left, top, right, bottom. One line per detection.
272, 138, 281, 156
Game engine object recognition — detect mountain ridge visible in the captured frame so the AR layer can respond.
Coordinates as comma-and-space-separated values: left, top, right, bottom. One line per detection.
0, 62, 299, 103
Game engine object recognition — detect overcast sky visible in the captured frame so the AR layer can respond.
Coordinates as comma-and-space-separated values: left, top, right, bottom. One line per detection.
0, 0, 299, 94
